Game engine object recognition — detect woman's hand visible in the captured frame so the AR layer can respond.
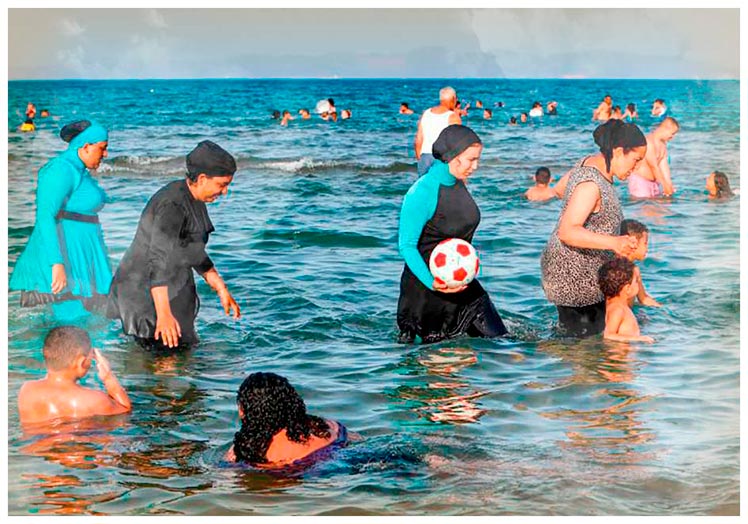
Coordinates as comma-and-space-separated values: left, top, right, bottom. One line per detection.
154, 311, 182, 348
433, 279, 467, 294
640, 295, 662, 308
612, 235, 639, 258
218, 288, 241, 319
51, 263, 67, 294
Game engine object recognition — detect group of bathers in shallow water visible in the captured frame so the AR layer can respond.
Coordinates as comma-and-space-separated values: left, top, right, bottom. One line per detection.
10, 90, 737, 469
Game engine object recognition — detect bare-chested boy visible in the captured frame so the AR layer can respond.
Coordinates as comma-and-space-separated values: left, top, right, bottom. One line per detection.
598, 258, 654, 343
628, 117, 679, 198
18, 326, 131, 425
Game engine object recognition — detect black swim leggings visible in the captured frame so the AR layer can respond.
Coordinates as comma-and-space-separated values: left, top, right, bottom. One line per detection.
556, 301, 606, 338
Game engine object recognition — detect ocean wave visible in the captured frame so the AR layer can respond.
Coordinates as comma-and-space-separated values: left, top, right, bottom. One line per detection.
103, 154, 415, 176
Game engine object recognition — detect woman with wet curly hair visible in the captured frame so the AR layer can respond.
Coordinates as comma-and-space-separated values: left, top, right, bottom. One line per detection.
226, 372, 347, 467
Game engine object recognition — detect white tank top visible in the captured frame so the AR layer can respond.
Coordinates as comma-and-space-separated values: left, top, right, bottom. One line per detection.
419, 109, 454, 156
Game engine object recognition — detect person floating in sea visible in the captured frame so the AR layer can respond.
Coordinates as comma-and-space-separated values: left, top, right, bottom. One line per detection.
400, 102, 415, 115
529, 101, 543, 117
706, 170, 735, 199
651, 98, 667, 117
627, 117, 679, 198
340, 109, 352, 120
520, 112, 528, 123
225, 372, 347, 468
592, 94, 613, 121
108, 140, 241, 349
9, 120, 112, 320
280, 110, 294, 126
546, 101, 558, 115
509, 116, 518, 126
525, 167, 557, 202
17, 326, 131, 425
619, 219, 661, 307
298, 108, 311, 120
397, 124, 508, 344
414, 86, 462, 176
598, 258, 654, 343
483, 108, 492, 120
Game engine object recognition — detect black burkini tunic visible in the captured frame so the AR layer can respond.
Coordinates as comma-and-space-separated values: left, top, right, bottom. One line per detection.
396, 180, 507, 344
107, 180, 215, 347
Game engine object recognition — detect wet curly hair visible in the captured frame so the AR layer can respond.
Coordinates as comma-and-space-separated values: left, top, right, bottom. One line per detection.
232, 372, 331, 464
598, 257, 636, 299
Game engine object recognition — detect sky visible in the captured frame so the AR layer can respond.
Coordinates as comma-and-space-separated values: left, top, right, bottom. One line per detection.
6, 8, 742, 79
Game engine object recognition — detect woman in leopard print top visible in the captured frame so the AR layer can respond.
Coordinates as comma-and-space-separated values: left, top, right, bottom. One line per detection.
541, 120, 647, 336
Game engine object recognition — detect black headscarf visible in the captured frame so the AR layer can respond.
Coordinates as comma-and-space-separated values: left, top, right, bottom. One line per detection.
186, 140, 237, 181
432, 124, 482, 163
593, 120, 647, 172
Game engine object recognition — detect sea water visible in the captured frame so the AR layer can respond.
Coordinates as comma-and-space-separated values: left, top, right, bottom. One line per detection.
6, 79, 739, 515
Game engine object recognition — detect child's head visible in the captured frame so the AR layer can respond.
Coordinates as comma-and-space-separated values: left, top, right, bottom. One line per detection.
599, 257, 638, 300
43, 326, 93, 375
534, 166, 551, 186
619, 219, 649, 261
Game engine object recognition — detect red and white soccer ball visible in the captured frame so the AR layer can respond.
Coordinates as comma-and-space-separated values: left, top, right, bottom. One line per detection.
428, 238, 480, 289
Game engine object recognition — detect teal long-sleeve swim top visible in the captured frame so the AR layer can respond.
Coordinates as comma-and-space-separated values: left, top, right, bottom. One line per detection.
398, 161, 457, 289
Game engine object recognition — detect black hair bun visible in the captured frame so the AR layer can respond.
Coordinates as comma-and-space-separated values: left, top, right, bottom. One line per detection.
59, 120, 92, 143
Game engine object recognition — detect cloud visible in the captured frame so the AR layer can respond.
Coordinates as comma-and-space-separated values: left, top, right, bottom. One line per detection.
146, 9, 167, 29
60, 18, 85, 38
56, 45, 86, 75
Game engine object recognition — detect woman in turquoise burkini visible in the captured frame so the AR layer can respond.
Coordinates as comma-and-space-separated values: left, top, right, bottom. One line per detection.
9, 120, 112, 321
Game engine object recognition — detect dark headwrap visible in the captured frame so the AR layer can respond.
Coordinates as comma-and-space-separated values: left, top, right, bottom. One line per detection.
432, 124, 482, 163
60, 120, 108, 150
186, 140, 237, 180
593, 120, 646, 172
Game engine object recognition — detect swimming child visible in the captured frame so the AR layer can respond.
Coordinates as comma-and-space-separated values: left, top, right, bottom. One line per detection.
620, 219, 661, 307
529, 101, 543, 117
598, 258, 655, 343
525, 166, 557, 202
17, 326, 131, 425
226, 372, 347, 468
706, 171, 735, 199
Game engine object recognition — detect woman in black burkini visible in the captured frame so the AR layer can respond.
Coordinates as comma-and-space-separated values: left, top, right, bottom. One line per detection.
108, 140, 241, 349
397, 124, 507, 344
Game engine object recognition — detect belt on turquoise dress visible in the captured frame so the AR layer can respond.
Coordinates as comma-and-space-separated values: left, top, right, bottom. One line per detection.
56, 210, 100, 224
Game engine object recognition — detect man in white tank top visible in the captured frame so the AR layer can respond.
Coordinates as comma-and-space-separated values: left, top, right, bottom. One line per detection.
414, 87, 462, 175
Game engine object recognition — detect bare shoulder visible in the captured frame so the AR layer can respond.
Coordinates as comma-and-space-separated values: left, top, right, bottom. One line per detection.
77, 387, 128, 416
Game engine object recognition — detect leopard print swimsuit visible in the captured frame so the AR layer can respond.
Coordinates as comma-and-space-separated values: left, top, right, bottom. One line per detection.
540, 160, 623, 307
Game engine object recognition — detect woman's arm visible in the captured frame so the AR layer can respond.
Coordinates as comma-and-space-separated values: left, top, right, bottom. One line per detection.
147, 201, 184, 347
557, 182, 636, 256
202, 267, 241, 318
36, 162, 77, 292
398, 179, 439, 289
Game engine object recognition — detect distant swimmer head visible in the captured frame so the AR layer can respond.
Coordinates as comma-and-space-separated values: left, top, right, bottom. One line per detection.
341, 109, 352, 119
271, 110, 281, 119
43, 326, 93, 375
707, 170, 733, 199
40, 109, 50, 117
61, 120, 109, 169
232, 372, 331, 464
433, 124, 483, 180
535, 166, 551, 185
593, 119, 647, 179
186, 140, 237, 202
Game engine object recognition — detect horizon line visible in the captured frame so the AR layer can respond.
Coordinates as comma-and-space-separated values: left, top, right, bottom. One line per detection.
8, 76, 739, 82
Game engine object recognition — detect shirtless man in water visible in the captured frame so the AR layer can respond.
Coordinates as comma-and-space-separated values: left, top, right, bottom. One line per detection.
627, 117, 679, 198
592, 94, 613, 121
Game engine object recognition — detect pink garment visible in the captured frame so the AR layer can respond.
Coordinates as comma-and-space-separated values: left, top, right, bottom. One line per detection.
628, 173, 662, 198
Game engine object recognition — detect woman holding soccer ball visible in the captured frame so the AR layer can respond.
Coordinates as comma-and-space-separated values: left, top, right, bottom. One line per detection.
396, 124, 507, 344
